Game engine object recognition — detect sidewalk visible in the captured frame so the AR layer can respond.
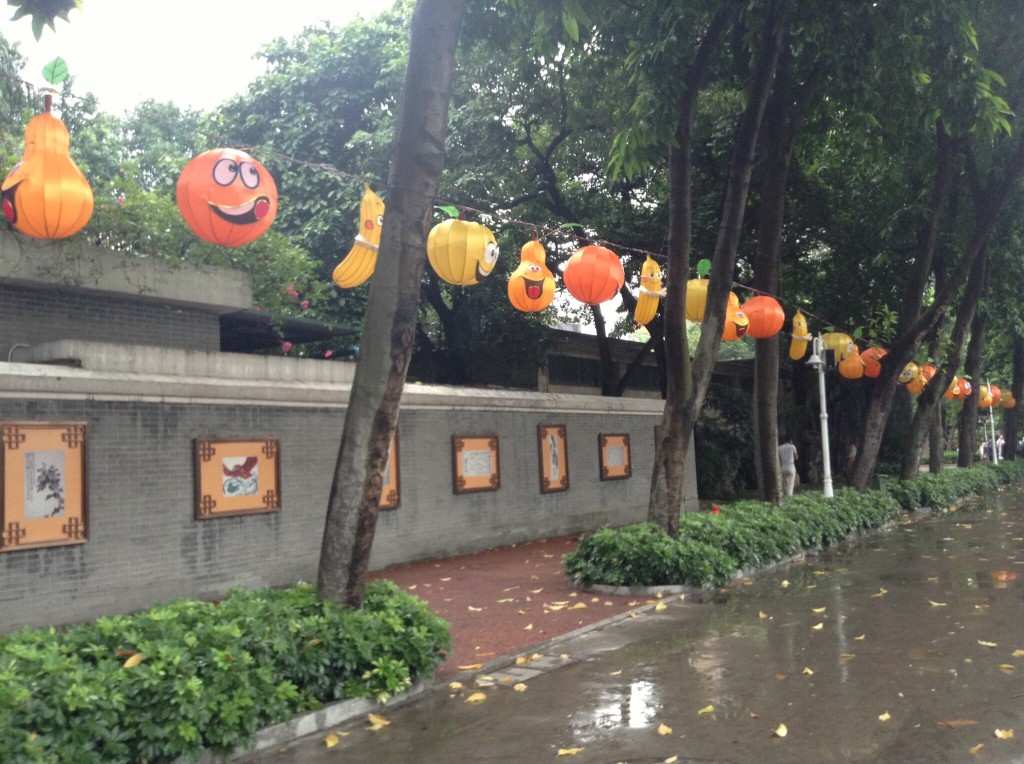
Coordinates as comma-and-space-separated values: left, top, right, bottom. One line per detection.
367, 534, 647, 677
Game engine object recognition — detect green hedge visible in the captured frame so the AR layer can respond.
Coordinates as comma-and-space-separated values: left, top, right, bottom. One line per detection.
0, 580, 450, 763
565, 460, 1024, 589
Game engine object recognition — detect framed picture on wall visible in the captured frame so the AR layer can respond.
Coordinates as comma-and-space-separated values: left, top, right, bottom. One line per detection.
379, 429, 400, 510
452, 435, 500, 494
599, 433, 632, 481
0, 421, 88, 552
194, 438, 281, 519
537, 424, 569, 494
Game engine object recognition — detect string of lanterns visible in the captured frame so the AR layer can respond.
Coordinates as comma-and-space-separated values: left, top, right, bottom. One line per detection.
2, 88, 1012, 411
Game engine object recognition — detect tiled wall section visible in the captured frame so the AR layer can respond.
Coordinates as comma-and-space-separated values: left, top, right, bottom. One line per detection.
0, 283, 222, 359
0, 397, 666, 631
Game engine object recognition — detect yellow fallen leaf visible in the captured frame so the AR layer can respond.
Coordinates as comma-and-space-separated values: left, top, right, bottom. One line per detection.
448, 681, 463, 691
781, 580, 790, 588
802, 667, 814, 676
513, 683, 528, 692
570, 602, 588, 610
122, 653, 145, 669
654, 602, 667, 612
468, 606, 483, 611
457, 663, 483, 670
560, 654, 571, 660
937, 720, 978, 727
871, 587, 888, 598
323, 733, 340, 748
1013, 649, 1024, 657
545, 604, 566, 611
496, 598, 514, 603
811, 623, 824, 631
811, 607, 826, 614
840, 653, 856, 660
610, 669, 623, 676
977, 640, 998, 648
994, 729, 1014, 740
999, 664, 1015, 672
557, 747, 584, 757
854, 634, 866, 641
524, 623, 534, 631
658, 722, 673, 736
698, 705, 714, 716
879, 712, 891, 722
530, 588, 544, 594
516, 656, 529, 665
665, 757, 679, 763
440, 577, 451, 582
531, 653, 544, 660
927, 599, 947, 607
970, 743, 985, 755
307, 637, 322, 646
759, 611, 769, 620
774, 723, 788, 737
678, 594, 686, 601
367, 713, 391, 731
465, 692, 487, 704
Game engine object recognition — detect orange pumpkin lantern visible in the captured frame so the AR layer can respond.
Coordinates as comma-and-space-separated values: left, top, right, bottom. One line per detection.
838, 343, 866, 379
943, 376, 961, 400
427, 218, 499, 286
989, 384, 1002, 407
907, 364, 936, 395
507, 240, 556, 312
955, 378, 972, 400
861, 347, 887, 378
177, 148, 277, 247
741, 295, 785, 339
978, 385, 993, 407
1, 95, 93, 239
562, 244, 624, 305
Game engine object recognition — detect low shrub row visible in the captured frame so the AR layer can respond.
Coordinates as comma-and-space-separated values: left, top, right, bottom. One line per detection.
565, 460, 1024, 590
0, 580, 451, 763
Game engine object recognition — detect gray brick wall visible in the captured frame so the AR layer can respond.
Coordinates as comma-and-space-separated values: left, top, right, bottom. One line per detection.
0, 392, 668, 631
0, 284, 221, 359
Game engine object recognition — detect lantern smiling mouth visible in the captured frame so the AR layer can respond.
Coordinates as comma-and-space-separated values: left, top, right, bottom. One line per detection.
209, 196, 272, 226
2, 184, 19, 224
524, 278, 544, 300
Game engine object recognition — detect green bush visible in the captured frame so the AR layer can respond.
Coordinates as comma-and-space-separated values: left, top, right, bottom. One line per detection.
0, 581, 450, 763
565, 461, 1024, 590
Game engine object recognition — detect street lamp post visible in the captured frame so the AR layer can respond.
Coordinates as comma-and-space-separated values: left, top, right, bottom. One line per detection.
806, 335, 834, 498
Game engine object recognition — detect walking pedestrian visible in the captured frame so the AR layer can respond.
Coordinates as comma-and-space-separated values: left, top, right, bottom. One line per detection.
779, 435, 799, 497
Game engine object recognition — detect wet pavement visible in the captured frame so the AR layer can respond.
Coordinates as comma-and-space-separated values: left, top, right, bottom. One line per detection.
237, 488, 1024, 763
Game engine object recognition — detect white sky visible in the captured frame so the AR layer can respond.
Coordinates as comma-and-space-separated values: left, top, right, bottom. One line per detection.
4, 0, 395, 114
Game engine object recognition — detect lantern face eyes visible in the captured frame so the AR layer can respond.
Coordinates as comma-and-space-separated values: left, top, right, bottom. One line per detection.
176, 148, 277, 247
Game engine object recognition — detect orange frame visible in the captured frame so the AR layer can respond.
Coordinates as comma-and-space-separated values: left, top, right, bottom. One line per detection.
379, 429, 400, 510
194, 438, 281, 519
1, 421, 88, 552
452, 435, 500, 494
538, 424, 569, 493
599, 433, 632, 481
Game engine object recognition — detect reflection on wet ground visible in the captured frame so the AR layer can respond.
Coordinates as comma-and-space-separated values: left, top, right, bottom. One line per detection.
238, 488, 1024, 763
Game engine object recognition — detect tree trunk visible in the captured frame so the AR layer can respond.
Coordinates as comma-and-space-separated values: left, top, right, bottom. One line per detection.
1005, 334, 1024, 461
317, 0, 466, 608
651, 5, 784, 534
957, 312, 987, 467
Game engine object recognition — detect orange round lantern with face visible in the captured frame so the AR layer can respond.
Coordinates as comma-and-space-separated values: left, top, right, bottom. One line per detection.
955, 378, 972, 400
562, 244, 624, 305
176, 148, 277, 247
838, 343, 866, 379
861, 347, 887, 378
741, 295, 785, 339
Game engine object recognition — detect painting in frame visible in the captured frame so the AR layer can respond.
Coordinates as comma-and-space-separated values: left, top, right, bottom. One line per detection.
194, 437, 281, 519
598, 432, 632, 481
537, 424, 569, 494
452, 435, 500, 494
379, 429, 400, 510
0, 421, 88, 552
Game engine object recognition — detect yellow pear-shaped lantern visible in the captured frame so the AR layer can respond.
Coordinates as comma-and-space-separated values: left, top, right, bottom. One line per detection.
427, 218, 499, 286
507, 240, 556, 312
2, 95, 93, 239
633, 255, 665, 325
333, 184, 385, 288
685, 278, 708, 322
838, 343, 866, 379
789, 310, 811, 360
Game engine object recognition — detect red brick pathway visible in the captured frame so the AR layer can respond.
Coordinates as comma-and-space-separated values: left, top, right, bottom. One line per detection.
368, 535, 645, 677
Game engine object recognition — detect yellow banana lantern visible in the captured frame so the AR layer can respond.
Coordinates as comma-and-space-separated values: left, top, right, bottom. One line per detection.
633, 255, 665, 325
332, 184, 385, 288
789, 310, 811, 360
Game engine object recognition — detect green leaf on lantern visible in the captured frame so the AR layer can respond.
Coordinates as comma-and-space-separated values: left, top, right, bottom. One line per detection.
42, 57, 69, 85
696, 259, 711, 277
436, 205, 460, 219
559, 223, 584, 231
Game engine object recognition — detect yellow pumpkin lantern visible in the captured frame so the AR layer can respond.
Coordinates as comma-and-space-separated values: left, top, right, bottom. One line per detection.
507, 240, 556, 312
177, 148, 277, 247
562, 244, 624, 305
685, 279, 709, 321
333, 184, 385, 288
789, 310, 811, 360
634, 256, 665, 325
427, 218, 499, 286
838, 343, 866, 379
1, 95, 93, 239
822, 332, 853, 360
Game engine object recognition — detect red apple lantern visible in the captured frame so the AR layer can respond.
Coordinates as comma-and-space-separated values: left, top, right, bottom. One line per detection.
861, 347, 887, 378
176, 148, 277, 247
562, 244, 624, 305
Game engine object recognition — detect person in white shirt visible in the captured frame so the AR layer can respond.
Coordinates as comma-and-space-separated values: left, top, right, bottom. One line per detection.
778, 436, 799, 497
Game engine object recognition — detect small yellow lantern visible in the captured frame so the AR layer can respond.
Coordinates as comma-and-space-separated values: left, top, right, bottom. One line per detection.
427, 218, 499, 286
633, 256, 665, 325
333, 184, 385, 288
789, 310, 811, 360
